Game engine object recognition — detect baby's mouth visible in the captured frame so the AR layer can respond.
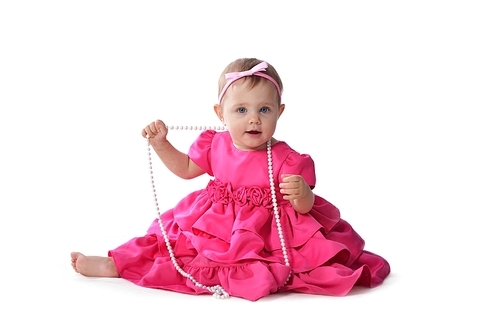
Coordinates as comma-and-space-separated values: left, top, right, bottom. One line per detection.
246, 130, 261, 134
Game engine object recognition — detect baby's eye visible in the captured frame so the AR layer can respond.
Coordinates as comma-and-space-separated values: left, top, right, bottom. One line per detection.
237, 107, 246, 113
260, 107, 269, 113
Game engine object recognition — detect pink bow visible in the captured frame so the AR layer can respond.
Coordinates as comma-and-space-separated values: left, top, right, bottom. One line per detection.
225, 62, 269, 80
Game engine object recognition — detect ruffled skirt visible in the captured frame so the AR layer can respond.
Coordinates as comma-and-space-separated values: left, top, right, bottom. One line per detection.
109, 181, 390, 301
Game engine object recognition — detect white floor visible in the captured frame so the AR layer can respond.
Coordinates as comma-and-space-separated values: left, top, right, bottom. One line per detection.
1, 1, 499, 333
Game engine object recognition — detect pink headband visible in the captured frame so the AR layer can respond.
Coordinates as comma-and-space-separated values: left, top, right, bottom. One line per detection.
218, 61, 282, 104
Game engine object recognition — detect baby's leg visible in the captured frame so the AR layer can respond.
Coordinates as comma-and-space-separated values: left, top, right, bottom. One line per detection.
71, 252, 120, 278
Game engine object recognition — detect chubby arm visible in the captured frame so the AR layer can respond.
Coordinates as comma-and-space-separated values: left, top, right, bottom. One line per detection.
141, 120, 205, 179
279, 174, 315, 214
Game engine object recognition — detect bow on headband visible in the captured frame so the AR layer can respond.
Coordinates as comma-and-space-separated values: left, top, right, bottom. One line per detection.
218, 61, 282, 104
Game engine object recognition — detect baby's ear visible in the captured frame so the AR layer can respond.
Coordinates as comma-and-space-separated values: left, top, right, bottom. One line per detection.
213, 104, 223, 121
279, 103, 285, 117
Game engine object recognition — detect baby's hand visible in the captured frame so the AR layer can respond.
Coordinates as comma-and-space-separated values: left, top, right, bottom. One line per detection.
141, 119, 168, 143
279, 174, 309, 201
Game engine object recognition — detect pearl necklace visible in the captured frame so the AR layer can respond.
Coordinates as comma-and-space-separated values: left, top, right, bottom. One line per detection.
146, 126, 291, 299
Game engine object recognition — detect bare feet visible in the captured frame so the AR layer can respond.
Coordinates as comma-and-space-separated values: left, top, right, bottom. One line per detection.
71, 252, 120, 278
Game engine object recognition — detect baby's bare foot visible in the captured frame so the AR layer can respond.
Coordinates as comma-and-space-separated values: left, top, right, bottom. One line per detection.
71, 252, 82, 273
70, 252, 119, 278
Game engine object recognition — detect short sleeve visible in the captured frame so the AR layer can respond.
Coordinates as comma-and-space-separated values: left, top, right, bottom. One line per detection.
281, 152, 316, 189
188, 130, 216, 176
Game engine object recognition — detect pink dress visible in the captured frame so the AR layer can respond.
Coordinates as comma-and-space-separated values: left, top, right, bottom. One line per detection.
109, 130, 390, 301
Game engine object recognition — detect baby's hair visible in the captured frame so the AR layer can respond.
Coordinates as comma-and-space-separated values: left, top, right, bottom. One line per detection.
217, 58, 284, 104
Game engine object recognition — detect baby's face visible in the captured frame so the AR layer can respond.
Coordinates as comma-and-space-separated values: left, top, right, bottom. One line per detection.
218, 79, 284, 151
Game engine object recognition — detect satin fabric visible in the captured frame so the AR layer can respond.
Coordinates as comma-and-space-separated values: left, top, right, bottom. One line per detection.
109, 131, 390, 301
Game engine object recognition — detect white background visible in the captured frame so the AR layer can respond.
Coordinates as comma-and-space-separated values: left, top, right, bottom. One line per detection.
1, 1, 499, 333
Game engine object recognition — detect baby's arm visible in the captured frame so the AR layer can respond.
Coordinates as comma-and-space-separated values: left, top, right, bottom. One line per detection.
279, 174, 315, 214
141, 120, 205, 179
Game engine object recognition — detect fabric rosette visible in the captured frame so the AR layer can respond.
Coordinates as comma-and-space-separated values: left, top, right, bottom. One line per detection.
206, 180, 273, 208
